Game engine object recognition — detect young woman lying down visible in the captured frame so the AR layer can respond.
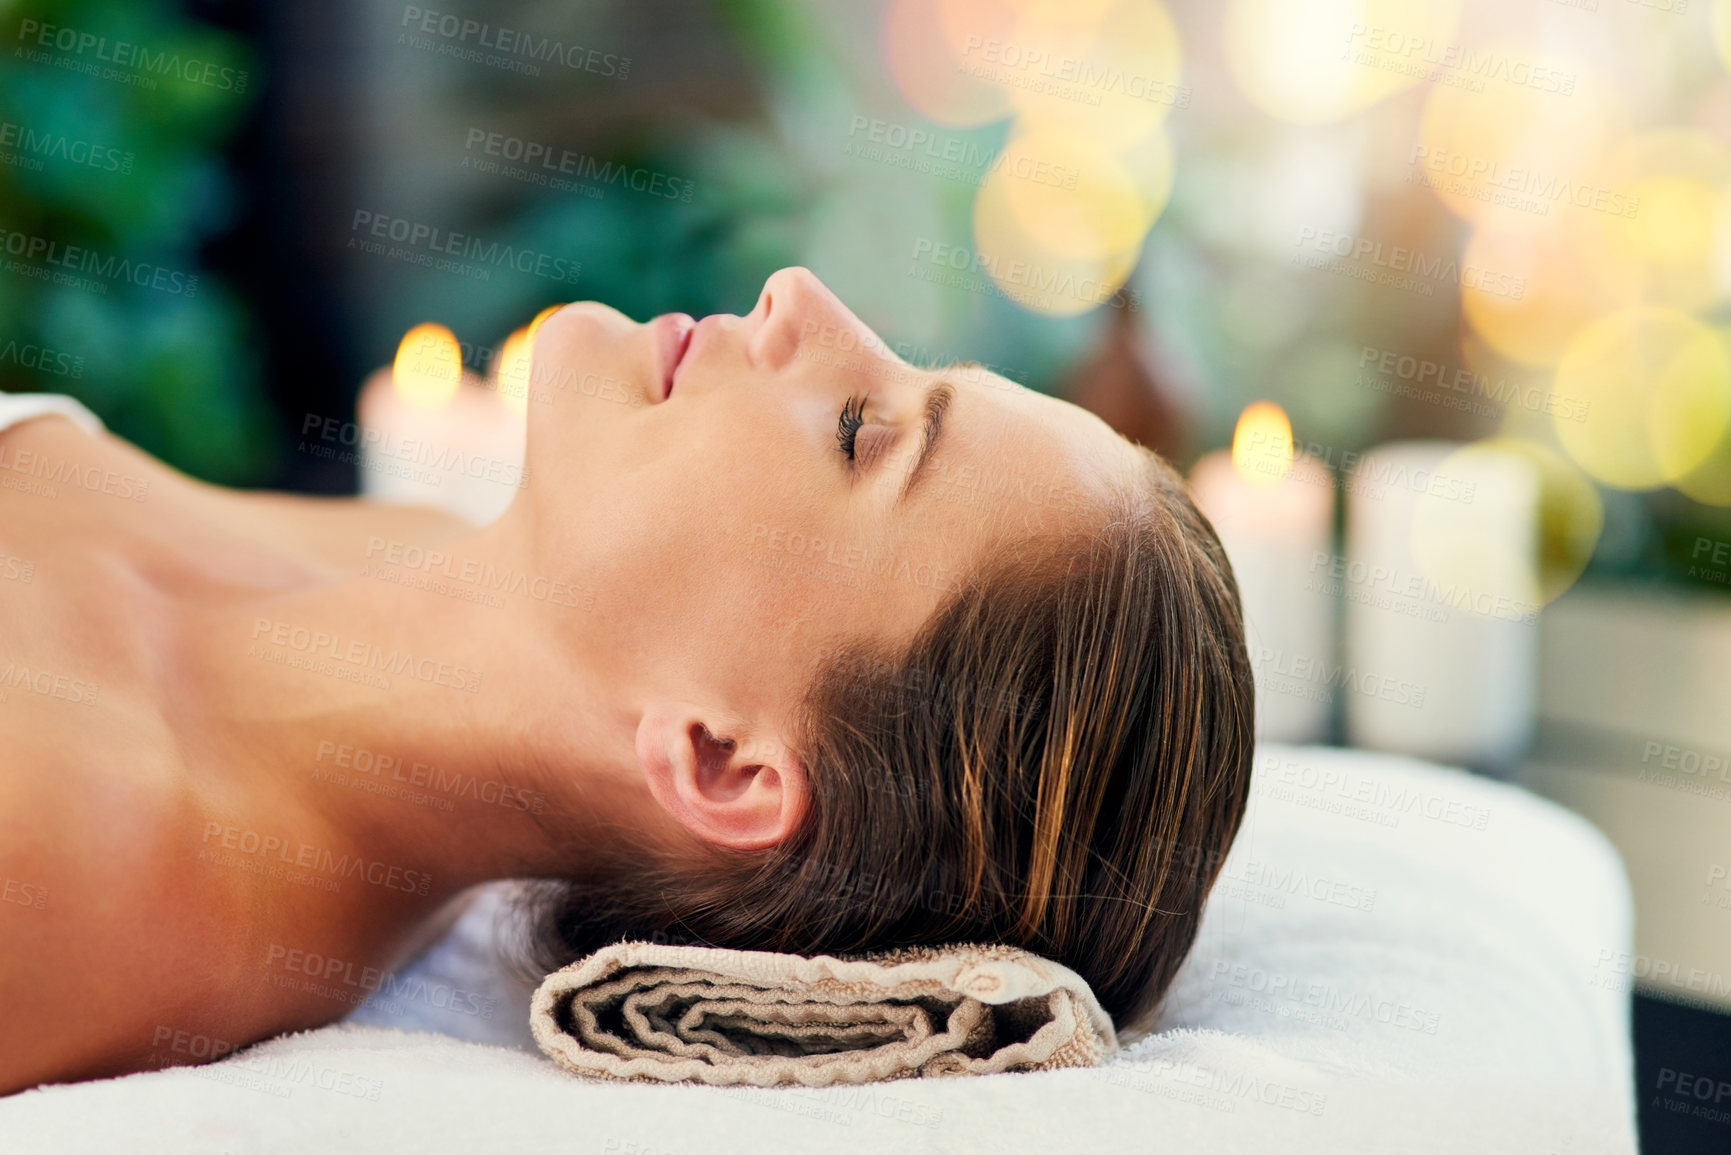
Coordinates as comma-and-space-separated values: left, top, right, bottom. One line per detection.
0, 267, 1253, 1092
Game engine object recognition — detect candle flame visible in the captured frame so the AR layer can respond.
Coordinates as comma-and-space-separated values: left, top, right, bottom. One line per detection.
1231, 400, 1294, 486
392, 323, 462, 409
494, 326, 533, 414
491, 305, 563, 416
525, 303, 564, 343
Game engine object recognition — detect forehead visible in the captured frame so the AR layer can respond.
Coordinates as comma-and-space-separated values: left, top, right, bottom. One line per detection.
791, 366, 1135, 677
941, 367, 1139, 519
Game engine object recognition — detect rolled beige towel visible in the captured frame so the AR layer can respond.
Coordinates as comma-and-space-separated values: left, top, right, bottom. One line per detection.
529, 941, 1119, 1087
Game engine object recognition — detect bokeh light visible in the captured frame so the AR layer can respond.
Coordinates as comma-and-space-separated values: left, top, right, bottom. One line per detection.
1713, 0, 1731, 75
1416, 47, 1616, 231
1480, 437, 1604, 605
1672, 330, 1731, 507
995, 129, 1172, 259
1460, 222, 1611, 368
1000, 0, 1182, 149
971, 156, 1143, 315
1231, 400, 1295, 485
884, 0, 1015, 126
883, 0, 1183, 315
391, 323, 462, 408
1224, 0, 1463, 126
1409, 440, 1542, 616
494, 326, 533, 414
1552, 307, 1731, 490
1576, 129, 1731, 314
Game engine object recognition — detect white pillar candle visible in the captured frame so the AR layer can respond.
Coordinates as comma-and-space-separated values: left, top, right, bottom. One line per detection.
1342, 440, 1540, 771
357, 323, 527, 527
1190, 403, 1336, 744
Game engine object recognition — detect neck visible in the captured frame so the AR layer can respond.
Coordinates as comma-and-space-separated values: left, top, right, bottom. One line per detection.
169, 505, 664, 914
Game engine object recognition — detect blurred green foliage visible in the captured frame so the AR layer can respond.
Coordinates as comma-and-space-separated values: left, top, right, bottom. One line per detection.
0, 0, 273, 483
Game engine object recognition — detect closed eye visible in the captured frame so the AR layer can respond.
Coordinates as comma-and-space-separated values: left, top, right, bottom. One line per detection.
837, 395, 866, 462
838, 397, 894, 473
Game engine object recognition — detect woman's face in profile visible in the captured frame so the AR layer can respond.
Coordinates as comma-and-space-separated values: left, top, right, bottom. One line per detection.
517, 267, 1137, 739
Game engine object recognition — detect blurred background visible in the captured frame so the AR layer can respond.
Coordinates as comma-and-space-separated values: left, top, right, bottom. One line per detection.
2, 0, 1729, 1147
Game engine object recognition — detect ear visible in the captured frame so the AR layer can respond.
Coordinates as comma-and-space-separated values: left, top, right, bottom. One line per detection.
634, 704, 809, 851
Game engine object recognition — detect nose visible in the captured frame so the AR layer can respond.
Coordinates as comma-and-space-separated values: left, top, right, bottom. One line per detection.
747, 266, 875, 370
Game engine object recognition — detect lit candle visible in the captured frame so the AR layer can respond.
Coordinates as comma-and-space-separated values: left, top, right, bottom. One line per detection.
1190, 402, 1336, 744
357, 323, 528, 526
1342, 440, 1540, 771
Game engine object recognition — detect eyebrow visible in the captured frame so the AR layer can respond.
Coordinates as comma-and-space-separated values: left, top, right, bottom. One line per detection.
895, 378, 955, 508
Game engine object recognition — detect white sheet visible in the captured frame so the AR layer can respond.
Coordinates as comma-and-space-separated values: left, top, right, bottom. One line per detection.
0, 745, 1639, 1154
0, 392, 103, 437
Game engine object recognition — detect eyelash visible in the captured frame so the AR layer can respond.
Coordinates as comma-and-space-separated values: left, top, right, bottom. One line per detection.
836, 395, 866, 463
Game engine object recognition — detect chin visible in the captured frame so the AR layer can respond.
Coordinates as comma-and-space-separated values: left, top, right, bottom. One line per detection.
522, 301, 651, 473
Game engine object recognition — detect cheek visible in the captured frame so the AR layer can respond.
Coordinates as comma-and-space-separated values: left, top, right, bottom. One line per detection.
552, 429, 827, 621
647, 462, 867, 666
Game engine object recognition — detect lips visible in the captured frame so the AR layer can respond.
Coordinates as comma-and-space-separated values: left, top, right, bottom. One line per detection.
654, 313, 696, 402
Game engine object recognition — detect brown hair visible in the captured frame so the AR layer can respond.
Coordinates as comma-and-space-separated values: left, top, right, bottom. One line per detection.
521, 446, 1253, 1033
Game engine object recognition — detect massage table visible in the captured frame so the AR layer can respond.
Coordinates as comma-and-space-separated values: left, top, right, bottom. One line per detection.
0, 744, 1638, 1154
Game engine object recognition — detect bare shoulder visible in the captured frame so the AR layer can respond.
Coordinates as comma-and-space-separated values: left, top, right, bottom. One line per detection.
0, 723, 244, 1092
0, 410, 472, 576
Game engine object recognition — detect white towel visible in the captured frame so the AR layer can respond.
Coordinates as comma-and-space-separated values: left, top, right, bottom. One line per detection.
0, 745, 1640, 1154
